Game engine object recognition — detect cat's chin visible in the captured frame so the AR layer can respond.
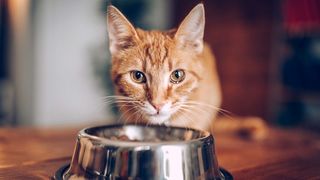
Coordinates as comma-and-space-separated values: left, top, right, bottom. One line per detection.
146, 114, 171, 125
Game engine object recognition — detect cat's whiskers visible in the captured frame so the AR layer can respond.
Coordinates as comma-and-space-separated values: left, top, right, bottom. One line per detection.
174, 107, 197, 130
117, 102, 139, 109
171, 103, 195, 126
102, 101, 135, 108
101, 95, 135, 100
145, 115, 153, 127
178, 111, 193, 130
124, 107, 143, 125
100, 95, 144, 116
119, 104, 139, 123
177, 106, 200, 123
103, 100, 141, 107
100, 95, 149, 125
101, 95, 140, 104
136, 109, 145, 125
178, 104, 211, 120
179, 101, 234, 121
183, 101, 232, 115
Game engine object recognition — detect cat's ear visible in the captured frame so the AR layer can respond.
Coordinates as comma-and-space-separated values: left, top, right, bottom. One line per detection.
107, 6, 139, 54
175, 3, 205, 54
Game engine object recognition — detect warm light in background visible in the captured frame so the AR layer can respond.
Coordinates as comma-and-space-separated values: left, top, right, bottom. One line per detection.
8, 0, 30, 31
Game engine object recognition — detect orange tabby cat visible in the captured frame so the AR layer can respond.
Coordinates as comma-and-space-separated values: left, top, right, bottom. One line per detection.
107, 3, 267, 138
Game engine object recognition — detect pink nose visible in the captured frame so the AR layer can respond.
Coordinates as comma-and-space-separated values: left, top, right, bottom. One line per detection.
151, 103, 164, 114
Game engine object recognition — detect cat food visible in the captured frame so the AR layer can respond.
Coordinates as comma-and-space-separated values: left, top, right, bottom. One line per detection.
110, 135, 133, 141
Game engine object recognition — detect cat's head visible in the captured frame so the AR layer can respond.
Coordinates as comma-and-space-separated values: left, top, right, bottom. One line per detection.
107, 4, 205, 124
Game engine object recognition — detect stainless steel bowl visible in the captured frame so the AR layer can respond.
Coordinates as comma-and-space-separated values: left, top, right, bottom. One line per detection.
60, 124, 231, 180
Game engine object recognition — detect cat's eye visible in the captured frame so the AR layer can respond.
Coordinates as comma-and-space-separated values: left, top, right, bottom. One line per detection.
170, 69, 185, 84
131, 71, 146, 83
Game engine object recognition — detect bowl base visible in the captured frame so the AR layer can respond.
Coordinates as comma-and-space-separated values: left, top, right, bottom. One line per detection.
54, 164, 233, 180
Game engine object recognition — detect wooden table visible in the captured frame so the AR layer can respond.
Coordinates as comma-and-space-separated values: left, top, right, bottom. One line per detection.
0, 126, 319, 179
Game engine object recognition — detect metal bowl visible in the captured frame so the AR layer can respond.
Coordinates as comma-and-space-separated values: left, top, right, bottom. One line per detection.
58, 124, 232, 180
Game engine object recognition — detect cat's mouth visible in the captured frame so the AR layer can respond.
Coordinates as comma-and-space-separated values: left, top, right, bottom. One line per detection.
146, 113, 171, 124
148, 113, 167, 117
141, 101, 174, 124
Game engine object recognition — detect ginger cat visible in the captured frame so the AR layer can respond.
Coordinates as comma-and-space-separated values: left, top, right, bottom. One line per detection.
107, 4, 267, 139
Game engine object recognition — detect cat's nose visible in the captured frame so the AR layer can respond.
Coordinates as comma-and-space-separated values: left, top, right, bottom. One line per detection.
151, 103, 164, 114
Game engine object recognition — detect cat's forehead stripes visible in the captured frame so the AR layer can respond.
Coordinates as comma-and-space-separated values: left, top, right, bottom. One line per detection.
138, 30, 171, 66
144, 44, 168, 66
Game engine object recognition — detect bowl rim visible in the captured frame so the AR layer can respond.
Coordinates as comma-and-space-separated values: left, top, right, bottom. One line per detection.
78, 123, 213, 147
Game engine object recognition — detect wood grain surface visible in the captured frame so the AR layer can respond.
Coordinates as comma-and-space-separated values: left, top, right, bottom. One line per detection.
0, 126, 319, 179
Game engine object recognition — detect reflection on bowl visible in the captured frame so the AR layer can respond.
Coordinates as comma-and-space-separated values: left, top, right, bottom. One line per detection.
61, 124, 231, 180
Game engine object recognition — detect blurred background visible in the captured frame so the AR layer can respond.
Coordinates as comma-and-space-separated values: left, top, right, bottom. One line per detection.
0, 0, 319, 129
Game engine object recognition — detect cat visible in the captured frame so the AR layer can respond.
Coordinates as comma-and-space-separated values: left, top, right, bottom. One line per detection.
106, 3, 267, 139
